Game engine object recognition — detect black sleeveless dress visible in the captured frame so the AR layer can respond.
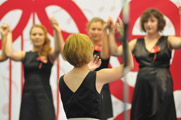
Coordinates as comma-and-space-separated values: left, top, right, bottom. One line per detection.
94, 50, 113, 119
20, 51, 55, 120
59, 71, 101, 119
131, 36, 177, 120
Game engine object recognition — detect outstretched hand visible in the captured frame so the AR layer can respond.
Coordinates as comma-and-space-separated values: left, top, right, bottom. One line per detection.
116, 17, 124, 38
88, 55, 101, 71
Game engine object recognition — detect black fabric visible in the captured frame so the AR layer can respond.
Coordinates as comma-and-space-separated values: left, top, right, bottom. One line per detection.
131, 36, 177, 120
59, 71, 101, 119
20, 51, 55, 120
93, 50, 113, 119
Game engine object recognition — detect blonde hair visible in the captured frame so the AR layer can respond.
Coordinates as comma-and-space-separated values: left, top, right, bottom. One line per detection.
30, 24, 51, 57
87, 17, 104, 31
63, 33, 93, 67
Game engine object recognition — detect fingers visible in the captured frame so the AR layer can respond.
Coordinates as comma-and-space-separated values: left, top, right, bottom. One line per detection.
92, 55, 101, 64
1, 24, 9, 30
104, 17, 114, 29
50, 17, 58, 26
0, 24, 11, 35
49, 17, 61, 31
118, 17, 123, 25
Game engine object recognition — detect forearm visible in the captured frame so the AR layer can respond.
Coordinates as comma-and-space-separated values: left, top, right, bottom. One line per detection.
1, 35, 8, 60
121, 33, 134, 75
5, 32, 15, 58
109, 29, 121, 56
124, 41, 134, 75
101, 29, 110, 59
54, 29, 64, 53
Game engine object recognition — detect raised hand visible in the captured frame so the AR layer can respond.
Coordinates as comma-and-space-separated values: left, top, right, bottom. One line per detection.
50, 17, 61, 31
0, 24, 11, 37
116, 18, 124, 37
88, 55, 101, 71
103, 17, 114, 31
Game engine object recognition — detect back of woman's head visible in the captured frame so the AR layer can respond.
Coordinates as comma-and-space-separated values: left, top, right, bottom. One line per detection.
30, 24, 51, 57
140, 8, 166, 32
63, 33, 93, 67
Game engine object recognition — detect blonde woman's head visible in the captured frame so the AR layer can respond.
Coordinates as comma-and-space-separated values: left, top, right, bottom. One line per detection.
63, 33, 93, 67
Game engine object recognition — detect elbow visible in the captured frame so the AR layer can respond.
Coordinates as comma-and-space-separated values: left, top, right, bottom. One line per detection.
55, 49, 61, 54
6, 51, 14, 59
54, 47, 61, 54
129, 63, 134, 70
127, 62, 134, 71
54, 50, 61, 57
110, 50, 118, 57
124, 62, 134, 74
0, 56, 8, 62
6, 52, 11, 58
6, 52, 12, 58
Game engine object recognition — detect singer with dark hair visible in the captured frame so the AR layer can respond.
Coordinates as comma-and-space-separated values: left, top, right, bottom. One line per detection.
108, 8, 181, 120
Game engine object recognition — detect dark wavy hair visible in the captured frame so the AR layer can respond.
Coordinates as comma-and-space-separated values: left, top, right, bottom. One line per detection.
140, 8, 166, 32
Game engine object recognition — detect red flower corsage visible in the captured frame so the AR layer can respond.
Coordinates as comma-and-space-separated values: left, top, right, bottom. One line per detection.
94, 45, 102, 52
149, 46, 160, 63
37, 56, 48, 69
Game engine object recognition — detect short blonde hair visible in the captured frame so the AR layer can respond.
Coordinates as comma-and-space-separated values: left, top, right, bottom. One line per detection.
63, 33, 93, 67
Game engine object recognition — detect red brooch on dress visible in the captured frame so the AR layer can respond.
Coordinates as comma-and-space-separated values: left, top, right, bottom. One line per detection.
37, 56, 48, 69
149, 46, 160, 63
94, 45, 102, 52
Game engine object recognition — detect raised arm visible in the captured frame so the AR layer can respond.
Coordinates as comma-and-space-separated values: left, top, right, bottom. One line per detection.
100, 17, 111, 59
116, 18, 134, 75
108, 18, 124, 56
49, 17, 65, 62
96, 18, 134, 92
167, 5, 181, 50
4, 24, 25, 61
0, 24, 8, 62
168, 36, 181, 49
109, 18, 136, 57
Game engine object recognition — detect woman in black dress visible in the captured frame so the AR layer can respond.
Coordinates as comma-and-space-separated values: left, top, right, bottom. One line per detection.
59, 21, 133, 119
109, 8, 181, 120
4, 17, 63, 120
87, 17, 115, 120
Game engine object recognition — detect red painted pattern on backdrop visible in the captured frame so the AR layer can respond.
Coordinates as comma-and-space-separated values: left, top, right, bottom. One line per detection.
0, 0, 88, 49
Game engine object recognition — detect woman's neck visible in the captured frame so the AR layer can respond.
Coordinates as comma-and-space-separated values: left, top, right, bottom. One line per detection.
73, 64, 89, 72
32, 46, 42, 52
146, 33, 160, 40
92, 40, 102, 46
